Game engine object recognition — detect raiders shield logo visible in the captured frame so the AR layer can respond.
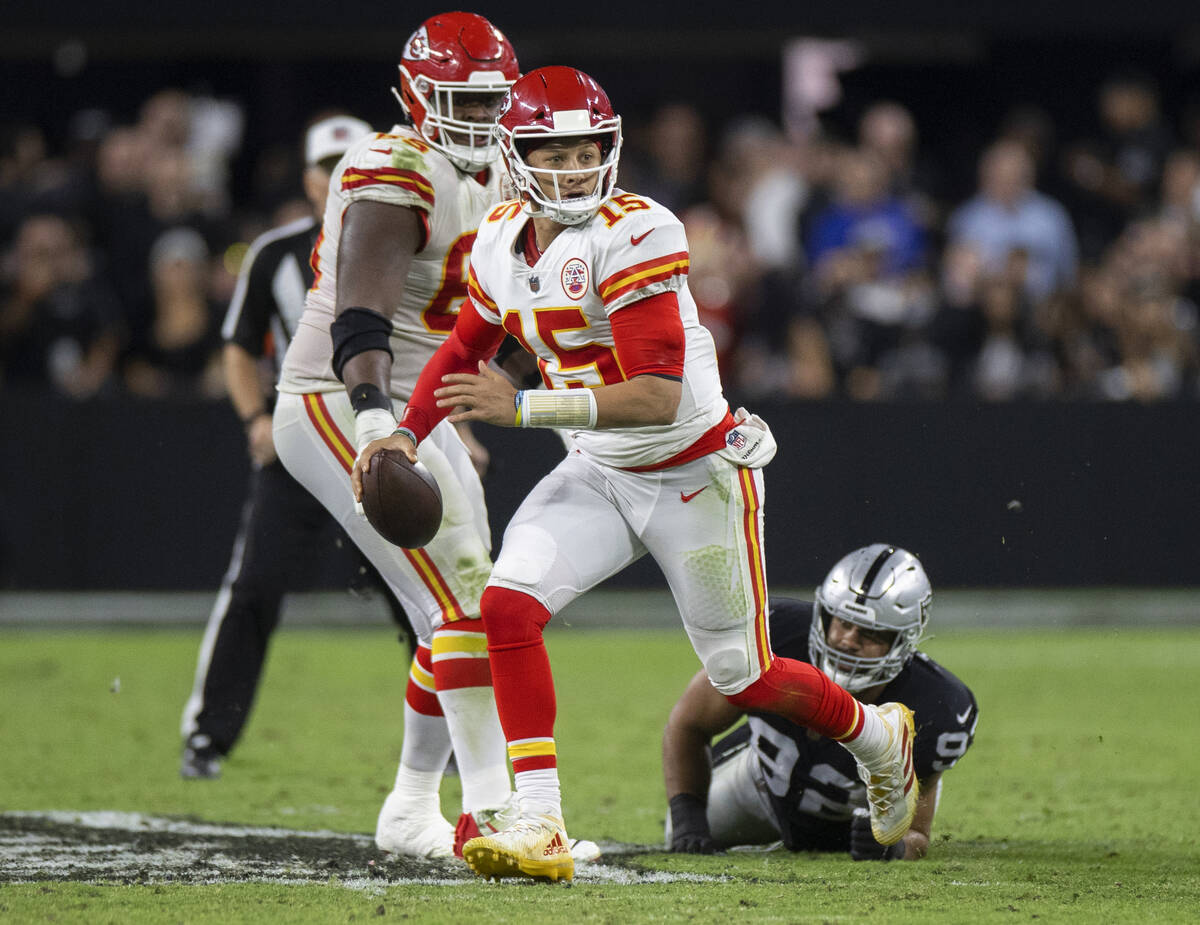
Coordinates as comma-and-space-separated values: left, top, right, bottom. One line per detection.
561, 258, 589, 301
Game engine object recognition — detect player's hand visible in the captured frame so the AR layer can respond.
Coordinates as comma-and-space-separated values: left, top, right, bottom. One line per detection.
667, 793, 719, 854
671, 830, 719, 854
850, 810, 906, 861
350, 431, 418, 503
246, 413, 277, 467
434, 361, 518, 427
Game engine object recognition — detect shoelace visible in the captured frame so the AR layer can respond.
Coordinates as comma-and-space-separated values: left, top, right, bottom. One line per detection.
475, 801, 519, 831
505, 816, 554, 835
860, 764, 910, 812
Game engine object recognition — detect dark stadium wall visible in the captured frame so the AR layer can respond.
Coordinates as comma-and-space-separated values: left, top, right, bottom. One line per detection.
6, 1, 1193, 35
3, 394, 1197, 590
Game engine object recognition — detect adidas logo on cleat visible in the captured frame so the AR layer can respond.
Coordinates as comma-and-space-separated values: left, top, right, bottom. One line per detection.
543, 832, 567, 857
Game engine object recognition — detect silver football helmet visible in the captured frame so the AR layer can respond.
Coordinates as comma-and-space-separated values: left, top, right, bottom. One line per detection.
809, 544, 931, 692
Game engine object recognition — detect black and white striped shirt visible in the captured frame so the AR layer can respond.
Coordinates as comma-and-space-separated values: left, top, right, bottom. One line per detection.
221, 215, 319, 375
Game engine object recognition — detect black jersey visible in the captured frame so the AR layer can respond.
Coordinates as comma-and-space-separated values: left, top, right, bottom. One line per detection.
713, 597, 978, 851
221, 215, 318, 375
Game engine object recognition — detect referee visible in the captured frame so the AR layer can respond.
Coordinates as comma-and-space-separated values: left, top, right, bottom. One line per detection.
179, 114, 413, 778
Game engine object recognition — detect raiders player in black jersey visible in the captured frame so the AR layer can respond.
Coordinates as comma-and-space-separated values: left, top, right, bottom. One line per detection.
663, 544, 978, 860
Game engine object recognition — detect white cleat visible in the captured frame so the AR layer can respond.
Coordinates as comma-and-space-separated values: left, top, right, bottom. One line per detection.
855, 701, 919, 846
375, 790, 454, 859
462, 809, 574, 881
568, 837, 601, 863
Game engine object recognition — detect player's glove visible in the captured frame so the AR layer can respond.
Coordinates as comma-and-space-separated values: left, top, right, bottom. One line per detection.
715, 407, 777, 469
668, 793, 719, 854
850, 809, 906, 861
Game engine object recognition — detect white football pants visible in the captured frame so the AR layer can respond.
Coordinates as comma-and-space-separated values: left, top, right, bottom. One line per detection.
487, 449, 772, 695
273, 390, 493, 642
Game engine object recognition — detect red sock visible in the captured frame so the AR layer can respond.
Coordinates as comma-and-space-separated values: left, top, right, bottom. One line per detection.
479, 587, 557, 773
727, 656, 861, 740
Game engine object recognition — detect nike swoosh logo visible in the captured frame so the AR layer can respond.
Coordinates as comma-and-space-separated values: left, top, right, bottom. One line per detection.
680, 487, 707, 503
630, 228, 655, 246
369, 147, 392, 154
956, 707, 972, 724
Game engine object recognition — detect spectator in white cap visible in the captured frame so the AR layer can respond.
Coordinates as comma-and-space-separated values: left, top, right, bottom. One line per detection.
177, 111, 403, 781
304, 115, 375, 218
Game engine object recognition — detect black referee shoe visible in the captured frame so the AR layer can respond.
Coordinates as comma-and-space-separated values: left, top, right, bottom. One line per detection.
180, 737, 222, 780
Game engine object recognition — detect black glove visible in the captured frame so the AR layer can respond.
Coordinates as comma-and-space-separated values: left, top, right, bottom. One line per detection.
668, 793, 719, 854
850, 811, 906, 861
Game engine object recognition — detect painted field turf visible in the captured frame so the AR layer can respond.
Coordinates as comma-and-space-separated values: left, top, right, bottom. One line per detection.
1, 621, 1198, 922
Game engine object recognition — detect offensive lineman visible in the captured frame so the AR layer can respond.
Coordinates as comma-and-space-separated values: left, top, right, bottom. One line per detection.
358, 66, 921, 882
663, 545, 978, 860
272, 12, 519, 859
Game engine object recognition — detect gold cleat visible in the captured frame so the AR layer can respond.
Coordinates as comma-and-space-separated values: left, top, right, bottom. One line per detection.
462, 811, 575, 882
856, 701, 919, 846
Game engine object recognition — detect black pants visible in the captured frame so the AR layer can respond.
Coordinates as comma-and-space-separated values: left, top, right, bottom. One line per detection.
181, 459, 413, 755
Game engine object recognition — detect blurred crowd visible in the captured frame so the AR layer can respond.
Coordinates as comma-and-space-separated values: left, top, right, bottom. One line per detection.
5, 71, 1200, 403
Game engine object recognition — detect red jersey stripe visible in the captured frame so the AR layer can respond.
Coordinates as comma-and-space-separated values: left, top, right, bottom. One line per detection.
467, 267, 498, 310
599, 252, 689, 304
340, 168, 435, 206
621, 409, 736, 472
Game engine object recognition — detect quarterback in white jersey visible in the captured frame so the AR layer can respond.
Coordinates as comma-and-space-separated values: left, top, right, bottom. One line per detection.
272, 12, 522, 864
364, 66, 920, 882
465, 192, 731, 469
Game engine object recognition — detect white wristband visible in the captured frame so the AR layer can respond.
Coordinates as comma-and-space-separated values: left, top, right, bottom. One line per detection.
354, 408, 398, 453
514, 389, 598, 429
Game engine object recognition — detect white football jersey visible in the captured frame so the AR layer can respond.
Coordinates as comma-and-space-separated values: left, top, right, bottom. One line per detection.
468, 191, 728, 469
278, 125, 504, 399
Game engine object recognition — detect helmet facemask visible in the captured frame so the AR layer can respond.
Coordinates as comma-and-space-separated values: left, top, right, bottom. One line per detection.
497, 118, 622, 225
395, 67, 513, 172
808, 545, 931, 693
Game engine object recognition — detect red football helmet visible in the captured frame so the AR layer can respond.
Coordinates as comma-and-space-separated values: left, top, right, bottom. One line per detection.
495, 66, 623, 225
393, 12, 519, 172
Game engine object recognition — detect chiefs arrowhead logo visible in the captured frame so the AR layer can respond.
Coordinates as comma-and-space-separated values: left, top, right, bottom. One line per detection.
404, 26, 431, 61
560, 258, 589, 300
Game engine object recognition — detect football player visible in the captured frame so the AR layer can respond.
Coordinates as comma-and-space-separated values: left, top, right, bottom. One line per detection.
359, 67, 922, 881
663, 544, 978, 860
272, 12, 522, 860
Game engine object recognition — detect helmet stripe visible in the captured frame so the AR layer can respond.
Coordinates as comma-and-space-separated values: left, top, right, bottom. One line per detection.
854, 546, 897, 604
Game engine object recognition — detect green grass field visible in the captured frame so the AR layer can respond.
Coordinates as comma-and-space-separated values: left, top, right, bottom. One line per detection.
2, 620, 1198, 923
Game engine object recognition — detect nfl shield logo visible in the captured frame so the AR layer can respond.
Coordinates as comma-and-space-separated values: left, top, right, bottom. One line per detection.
530, 276, 540, 292
727, 430, 747, 450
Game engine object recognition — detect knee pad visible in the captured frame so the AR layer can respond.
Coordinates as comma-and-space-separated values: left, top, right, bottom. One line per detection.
703, 646, 756, 695
479, 586, 552, 648
489, 524, 559, 588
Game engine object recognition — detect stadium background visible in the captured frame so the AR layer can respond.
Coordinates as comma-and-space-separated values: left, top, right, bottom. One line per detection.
4, 3, 1200, 595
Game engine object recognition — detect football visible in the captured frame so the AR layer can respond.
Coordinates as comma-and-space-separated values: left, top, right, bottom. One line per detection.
360, 449, 443, 549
